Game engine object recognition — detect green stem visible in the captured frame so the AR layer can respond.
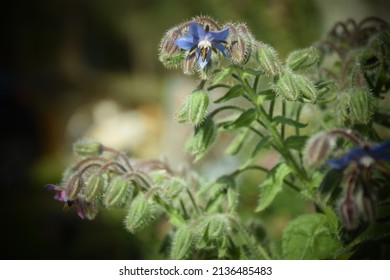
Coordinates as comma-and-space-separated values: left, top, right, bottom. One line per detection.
236, 67, 309, 183
229, 216, 271, 260
281, 99, 286, 140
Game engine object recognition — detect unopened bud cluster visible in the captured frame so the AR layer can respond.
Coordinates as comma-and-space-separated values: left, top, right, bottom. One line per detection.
46, 140, 186, 233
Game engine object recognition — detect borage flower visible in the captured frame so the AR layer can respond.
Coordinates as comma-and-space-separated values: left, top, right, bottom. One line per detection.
45, 184, 86, 219
174, 22, 229, 69
327, 138, 390, 169
326, 138, 390, 229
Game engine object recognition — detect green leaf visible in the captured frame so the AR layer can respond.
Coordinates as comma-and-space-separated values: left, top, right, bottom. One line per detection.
285, 135, 308, 150
251, 135, 272, 158
214, 84, 244, 103
211, 67, 233, 85
225, 128, 250, 155
224, 108, 257, 130
255, 163, 291, 212
282, 213, 340, 259
272, 116, 308, 128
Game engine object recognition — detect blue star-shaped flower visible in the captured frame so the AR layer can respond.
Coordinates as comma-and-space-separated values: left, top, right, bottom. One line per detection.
174, 22, 229, 69
327, 138, 390, 169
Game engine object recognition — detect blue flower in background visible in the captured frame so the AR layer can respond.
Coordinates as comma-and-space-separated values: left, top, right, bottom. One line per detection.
174, 22, 229, 69
327, 138, 390, 169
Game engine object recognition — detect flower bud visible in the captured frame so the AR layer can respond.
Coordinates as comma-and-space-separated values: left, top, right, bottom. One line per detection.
124, 194, 155, 233
349, 87, 374, 125
255, 42, 282, 76
159, 25, 186, 68
207, 214, 229, 239
227, 23, 253, 65
272, 70, 299, 101
295, 74, 317, 102
66, 175, 84, 201
104, 177, 132, 208
286, 47, 320, 71
176, 90, 209, 126
164, 177, 186, 199
73, 139, 103, 157
356, 48, 381, 72
185, 117, 217, 162
84, 174, 105, 203
170, 226, 194, 259
304, 132, 333, 167
339, 197, 358, 230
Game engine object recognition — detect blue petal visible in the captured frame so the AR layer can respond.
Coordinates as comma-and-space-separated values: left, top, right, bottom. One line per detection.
327, 146, 365, 169
198, 49, 211, 69
209, 27, 229, 41
214, 42, 228, 57
327, 157, 351, 169
188, 22, 206, 39
369, 138, 390, 160
174, 35, 196, 50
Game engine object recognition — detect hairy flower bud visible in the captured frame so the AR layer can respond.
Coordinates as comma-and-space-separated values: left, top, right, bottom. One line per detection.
104, 177, 132, 208
272, 70, 299, 101
356, 48, 381, 71
295, 74, 317, 102
73, 139, 103, 157
339, 197, 358, 230
84, 174, 105, 203
171, 226, 194, 259
349, 87, 374, 125
124, 194, 155, 233
207, 214, 229, 239
304, 132, 333, 167
176, 90, 209, 126
66, 175, 84, 201
159, 25, 186, 68
185, 117, 217, 162
226, 23, 253, 65
286, 47, 320, 71
255, 42, 282, 76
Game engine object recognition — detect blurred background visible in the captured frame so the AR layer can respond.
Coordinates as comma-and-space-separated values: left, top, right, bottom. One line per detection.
1, 0, 389, 259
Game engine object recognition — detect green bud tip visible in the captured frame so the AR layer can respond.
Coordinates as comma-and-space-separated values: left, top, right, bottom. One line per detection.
73, 139, 103, 157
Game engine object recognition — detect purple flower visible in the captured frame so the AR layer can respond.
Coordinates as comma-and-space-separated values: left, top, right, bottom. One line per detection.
327, 138, 390, 169
174, 22, 229, 69
45, 184, 85, 219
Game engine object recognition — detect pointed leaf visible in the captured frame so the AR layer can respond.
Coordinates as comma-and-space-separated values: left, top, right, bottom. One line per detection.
225, 128, 250, 155
251, 135, 272, 158
211, 67, 233, 85
272, 116, 308, 128
214, 84, 244, 103
256, 163, 291, 212
285, 135, 308, 150
224, 108, 257, 130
